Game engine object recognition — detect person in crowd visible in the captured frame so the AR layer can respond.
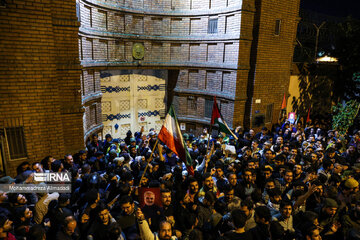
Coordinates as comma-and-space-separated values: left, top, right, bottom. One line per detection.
2, 123, 360, 240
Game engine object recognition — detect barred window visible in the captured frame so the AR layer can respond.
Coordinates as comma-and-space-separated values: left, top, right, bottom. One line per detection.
208, 19, 218, 34
275, 19, 281, 36
76, 2, 81, 22
90, 104, 98, 125
266, 103, 274, 123
6, 127, 27, 159
188, 97, 197, 111
205, 99, 213, 118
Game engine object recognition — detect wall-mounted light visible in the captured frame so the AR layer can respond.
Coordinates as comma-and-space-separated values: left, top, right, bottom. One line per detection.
0, 0, 7, 8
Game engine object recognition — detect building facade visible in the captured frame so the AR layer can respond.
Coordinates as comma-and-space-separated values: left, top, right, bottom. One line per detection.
78, 0, 300, 137
0, 0, 299, 175
0, 0, 83, 176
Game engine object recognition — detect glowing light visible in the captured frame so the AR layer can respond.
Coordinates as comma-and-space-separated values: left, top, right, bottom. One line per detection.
316, 56, 338, 62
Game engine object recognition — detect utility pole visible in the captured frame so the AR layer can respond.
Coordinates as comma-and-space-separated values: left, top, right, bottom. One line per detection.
314, 21, 326, 60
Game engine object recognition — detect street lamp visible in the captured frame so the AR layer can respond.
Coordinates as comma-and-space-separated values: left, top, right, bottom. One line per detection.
313, 21, 326, 60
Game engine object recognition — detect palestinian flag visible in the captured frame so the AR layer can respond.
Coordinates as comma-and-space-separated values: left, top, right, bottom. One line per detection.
211, 97, 238, 140
158, 105, 194, 175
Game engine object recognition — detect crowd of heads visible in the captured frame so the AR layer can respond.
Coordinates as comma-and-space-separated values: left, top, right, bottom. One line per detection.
1, 122, 360, 240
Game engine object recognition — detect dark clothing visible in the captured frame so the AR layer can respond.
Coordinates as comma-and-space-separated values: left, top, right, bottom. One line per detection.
197, 204, 213, 230
220, 230, 253, 240
87, 220, 119, 240
48, 207, 73, 235
249, 223, 270, 240
162, 204, 174, 218
142, 204, 164, 232
55, 228, 80, 240
117, 210, 140, 240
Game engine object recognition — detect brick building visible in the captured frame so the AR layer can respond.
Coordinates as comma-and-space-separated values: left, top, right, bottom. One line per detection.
0, 0, 83, 176
0, 0, 299, 176
78, 0, 300, 136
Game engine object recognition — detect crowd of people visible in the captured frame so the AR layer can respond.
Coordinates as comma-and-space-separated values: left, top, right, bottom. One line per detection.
1, 121, 360, 240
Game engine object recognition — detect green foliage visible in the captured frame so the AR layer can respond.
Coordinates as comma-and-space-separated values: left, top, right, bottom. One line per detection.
332, 100, 360, 135
293, 17, 360, 124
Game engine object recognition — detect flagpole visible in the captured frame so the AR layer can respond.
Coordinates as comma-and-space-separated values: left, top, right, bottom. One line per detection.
139, 138, 159, 187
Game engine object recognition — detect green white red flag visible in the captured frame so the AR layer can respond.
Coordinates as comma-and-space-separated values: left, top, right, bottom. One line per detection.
211, 97, 238, 140
158, 105, 194, 175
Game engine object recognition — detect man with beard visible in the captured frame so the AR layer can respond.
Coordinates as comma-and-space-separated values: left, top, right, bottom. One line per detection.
87, 203, 120, 240
315, 198, 340, 236
198, 173, 217, 199
213, 161, 228, 193
275, 169, 293, 195
187, 177, 200, 205
117, 196, 140, 240
272, 201, 295, 236
0, 214, 14, 240
293, 164, 305, 182
137, 208, 177, 240
14, 206, 33, 239
7, 193, 28, 217
262, 149, 275, 166
262, 178, 276, 203
240, 199, 256, 231
238, 168, 256, 200
160, 189, 174, 227
256, 165, 273, 190
218, 185, 240, 213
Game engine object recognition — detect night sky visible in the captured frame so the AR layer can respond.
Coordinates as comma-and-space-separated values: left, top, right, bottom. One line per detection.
301, 0, 360, 19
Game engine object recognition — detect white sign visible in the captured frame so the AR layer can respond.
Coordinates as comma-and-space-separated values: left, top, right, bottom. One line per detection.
225, 145, 236, 155
180, 123, 186, 130
34, 173, 71, 182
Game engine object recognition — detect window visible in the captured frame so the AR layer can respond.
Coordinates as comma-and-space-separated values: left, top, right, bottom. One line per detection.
76, 2, 81, 22
275, 19, 281, 36
188, 96, 197, 111
208, 18, 218, 34
81, 70, 85, 96
205, 99, 213, 118
5, 127, 27, 159
266, 103, 274, 123
90, 104, 97, 126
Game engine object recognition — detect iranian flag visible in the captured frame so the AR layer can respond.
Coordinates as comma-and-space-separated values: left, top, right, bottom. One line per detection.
211, 97, 238, 140
158, 106, 194, 175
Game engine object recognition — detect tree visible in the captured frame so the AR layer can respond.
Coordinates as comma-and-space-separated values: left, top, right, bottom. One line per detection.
332, 100, 360, 135
292, 17, 360, 124
331, 17, 360, 102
